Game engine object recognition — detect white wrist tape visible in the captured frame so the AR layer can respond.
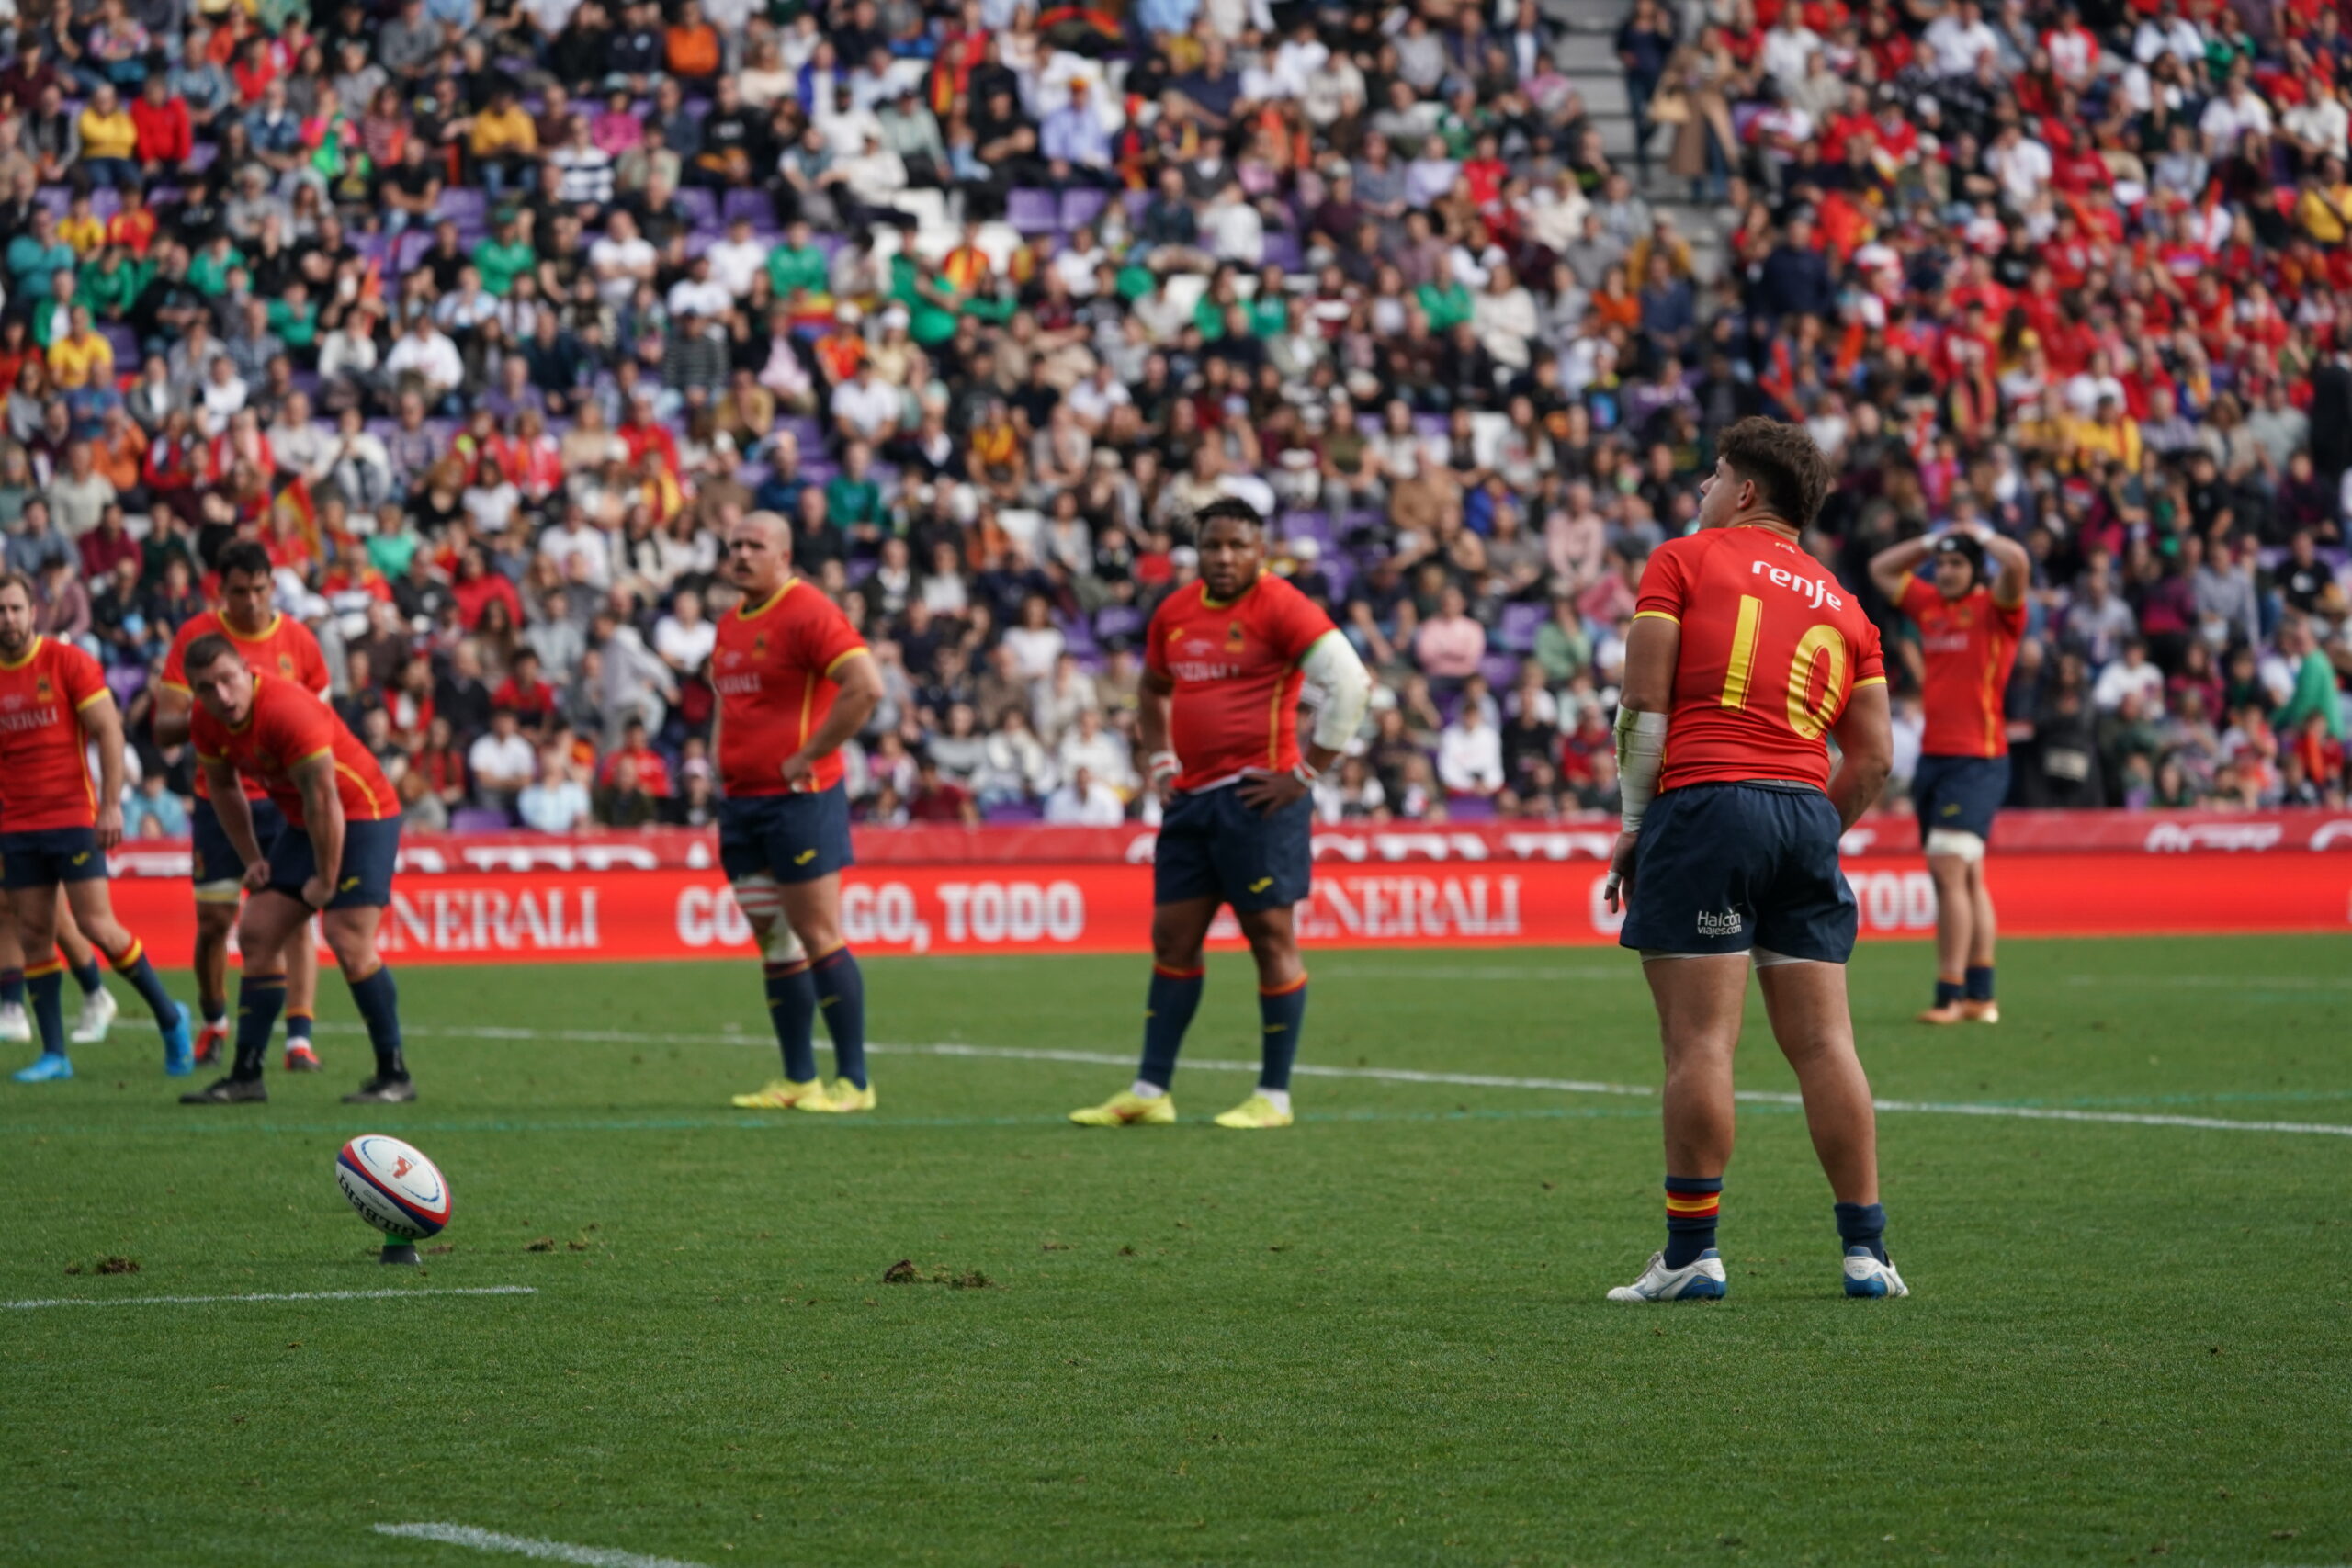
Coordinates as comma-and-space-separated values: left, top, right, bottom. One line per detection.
1148, 750, 1179, 784
1615, 707, 1668, 835
1298, 631, 1372, 752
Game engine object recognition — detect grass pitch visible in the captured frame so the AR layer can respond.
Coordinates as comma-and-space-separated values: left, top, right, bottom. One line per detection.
4, 935, 2349, 1568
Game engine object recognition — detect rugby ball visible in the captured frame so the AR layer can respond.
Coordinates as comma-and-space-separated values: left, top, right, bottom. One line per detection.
335, 1134, 451, 1240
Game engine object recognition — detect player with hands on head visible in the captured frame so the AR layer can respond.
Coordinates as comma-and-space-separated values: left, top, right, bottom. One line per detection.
1604, 419, 1905, 1303
0, 572, 194, 1081
1070, 498, 1372, 1131
1866, 521, 2030, 1025
176, 636, 412, 1105
711, 510, 887, 1115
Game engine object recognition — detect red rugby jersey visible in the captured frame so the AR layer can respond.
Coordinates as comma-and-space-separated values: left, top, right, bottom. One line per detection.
712, 578, 869, 797
1898, 577, 2025, 759
1145, 572, 1337, 792
162, 611, 332, 801
0, 636, 110, 830
191, 671, 398, 829
1634, 525, 1887, 794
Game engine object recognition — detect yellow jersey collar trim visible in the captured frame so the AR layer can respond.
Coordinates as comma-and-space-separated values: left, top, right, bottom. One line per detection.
741, 578, 800, 620
0, 634, 40, 671
221, 613, 283, 643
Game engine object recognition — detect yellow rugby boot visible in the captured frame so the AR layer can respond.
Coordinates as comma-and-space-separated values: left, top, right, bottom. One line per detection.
1069, 1089, 1175, 1126
799, 1077, 876, 1113
730, 1077, 829, 1110
1212, 1092, 1294, 1130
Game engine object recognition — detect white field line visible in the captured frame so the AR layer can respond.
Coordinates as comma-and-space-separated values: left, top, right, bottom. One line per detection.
4, 1285, 536, 1311
375, 1522, 707, 1568
313, 1023, 2352, 1137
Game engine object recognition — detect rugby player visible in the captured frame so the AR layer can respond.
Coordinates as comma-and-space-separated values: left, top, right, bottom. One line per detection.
1867, 525, 2029, 1024
1603, 420, 1905, 1301
1069, 498, 1371, 1131
154, 542, 331, 1071
0, 573, 194, 1081
177, 637, 413, 1105
713, 512, 886, 1114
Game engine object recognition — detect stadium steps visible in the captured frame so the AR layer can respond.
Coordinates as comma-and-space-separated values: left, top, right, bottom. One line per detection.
1547, 0, 1732, 282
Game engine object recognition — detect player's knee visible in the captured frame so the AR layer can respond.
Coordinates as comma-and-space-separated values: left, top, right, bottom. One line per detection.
1924, 829, 1986, 865
321, 919, 377, 976
756, 919, 805, 964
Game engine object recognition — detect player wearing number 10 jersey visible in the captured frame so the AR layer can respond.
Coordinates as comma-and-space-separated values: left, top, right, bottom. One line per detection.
1601, 419, 1905, 1304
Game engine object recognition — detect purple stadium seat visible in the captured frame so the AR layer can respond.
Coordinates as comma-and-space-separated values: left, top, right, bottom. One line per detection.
675, 188, 718, 228
1479, 655, 1521, 691
721, 189, 773, 227
1093, 605, 1146, 643
100, 324, 139, 365
1498, 603, 1545, 652
1445, 794, 1499, 822
1058, 187, 1109, 231
1007, 188, 1058, 234
1261, 231, 1303, 273
983, 799, 1044, 824
449, 808, 514, 834
1277, 511, 1333, 547
439, 188, 489, 227
106, 664, 146, 705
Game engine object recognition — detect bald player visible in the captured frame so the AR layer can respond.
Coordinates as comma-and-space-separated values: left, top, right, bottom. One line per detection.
713, 511, 887, 1114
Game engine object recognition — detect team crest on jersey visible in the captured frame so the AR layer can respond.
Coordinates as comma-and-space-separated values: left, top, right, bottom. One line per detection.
278, 654, 295, 675
1224, 621, 1247, 653
752, 634, 769, 660
33, 675, 51, 700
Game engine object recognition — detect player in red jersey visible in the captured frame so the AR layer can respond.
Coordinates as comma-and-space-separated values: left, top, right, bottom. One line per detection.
1601, 420, 1905, 1303
1069, 499, 1371, 1132
0, 574, 194, 1081
710, 512, 886, 1115
177, 637, 413, 1106
1870, 525, 2029, 1025
153, 542, 330, 1072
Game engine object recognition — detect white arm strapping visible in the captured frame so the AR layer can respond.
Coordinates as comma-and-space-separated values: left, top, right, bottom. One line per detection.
1298, 631, 1373, 753
1615, 707, 1668, 834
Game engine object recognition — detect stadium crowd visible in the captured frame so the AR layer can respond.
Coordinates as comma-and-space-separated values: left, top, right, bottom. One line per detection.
0, 0, 2346, 834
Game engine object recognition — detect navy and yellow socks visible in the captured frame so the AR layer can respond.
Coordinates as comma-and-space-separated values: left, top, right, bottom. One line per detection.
1836, 1201, 1889, 1264
107, 939, 181, 1027
1664, 1176, 1723, 1269
347, 964, 406, 1079
763, 958, 819, 1082
810, 946, 866, 1089
1136, 964, 1204, 1091
1257, 974, 1306, 1093
26, 961, 66, 1056
232, 972, 288, 1079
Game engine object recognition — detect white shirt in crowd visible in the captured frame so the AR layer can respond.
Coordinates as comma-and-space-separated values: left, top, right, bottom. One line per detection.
1436, 715, 1504, 794
469, 730, 538, 788
1043, 774, 1126, 826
